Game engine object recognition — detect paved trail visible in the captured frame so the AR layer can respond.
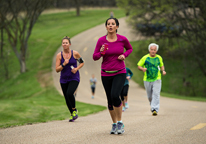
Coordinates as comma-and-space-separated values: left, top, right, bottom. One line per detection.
1, 18, 206, 144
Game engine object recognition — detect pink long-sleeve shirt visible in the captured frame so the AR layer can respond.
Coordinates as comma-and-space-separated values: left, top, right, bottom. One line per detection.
93, 34, 133, 76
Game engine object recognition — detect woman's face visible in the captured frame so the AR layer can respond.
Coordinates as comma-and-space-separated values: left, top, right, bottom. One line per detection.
149, 46, 157, 57
62, 39, 71, 49
106, 19, 118, 33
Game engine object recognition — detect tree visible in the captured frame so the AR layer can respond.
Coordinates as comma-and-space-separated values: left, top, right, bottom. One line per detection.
0, 0, 54, 73
0, 12, 9, 79
116, 0, 206, 77
74, 0, 81, 16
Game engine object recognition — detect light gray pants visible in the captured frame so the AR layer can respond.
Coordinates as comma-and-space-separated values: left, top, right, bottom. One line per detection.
144, 80, 162, 112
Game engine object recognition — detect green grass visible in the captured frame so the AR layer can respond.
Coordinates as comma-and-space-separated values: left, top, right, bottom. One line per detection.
160, 92, 206, 102
0, 8, 125, 128
126, 40, 206, 100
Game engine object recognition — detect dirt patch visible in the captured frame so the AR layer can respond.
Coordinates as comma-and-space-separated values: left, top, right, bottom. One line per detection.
37, 71, 53, 88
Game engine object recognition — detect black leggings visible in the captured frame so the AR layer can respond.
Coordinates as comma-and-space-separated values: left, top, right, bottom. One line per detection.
101, 73, 126, 110
120, 84, 129, 101
91, 87, 95, 93
60, 81, 79, 114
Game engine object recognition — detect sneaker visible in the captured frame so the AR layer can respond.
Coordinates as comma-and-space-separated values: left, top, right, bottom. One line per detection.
117, 122, 125, 134
110, 123, 117, 134
122, 107, 126, 112
152, 110, 157, 116
69, 115, 74, 122
91, 96, 94, 99
125, 102, 129, 109
72, 110, 78, 120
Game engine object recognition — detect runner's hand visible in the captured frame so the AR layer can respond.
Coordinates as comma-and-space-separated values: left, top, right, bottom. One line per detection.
118, 55, 125, 61
162, 71, 166, 75
100, 45, 105, 52
126, 76, 130, 80
63, 59, 69, 65
71, 68, 78, 74
142, 68, 147, 72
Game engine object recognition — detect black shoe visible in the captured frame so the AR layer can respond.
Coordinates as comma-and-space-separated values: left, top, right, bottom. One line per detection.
152, 110, 157, 116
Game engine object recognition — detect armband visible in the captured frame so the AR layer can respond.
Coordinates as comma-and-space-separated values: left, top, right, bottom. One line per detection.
77, 57, 84, 63
61, 64, 65, 68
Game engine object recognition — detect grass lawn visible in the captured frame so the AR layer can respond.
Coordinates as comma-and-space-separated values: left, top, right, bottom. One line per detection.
0, 8, 126, 128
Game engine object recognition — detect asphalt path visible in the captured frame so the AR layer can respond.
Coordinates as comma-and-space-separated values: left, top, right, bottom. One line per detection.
0, 17, 206, 144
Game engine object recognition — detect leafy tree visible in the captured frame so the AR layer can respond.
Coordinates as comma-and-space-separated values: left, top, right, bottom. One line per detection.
117, 0, 206, 77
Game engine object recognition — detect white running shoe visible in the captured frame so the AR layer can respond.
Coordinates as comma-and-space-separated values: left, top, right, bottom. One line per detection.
110, 123, 117, 134
117, 122, 125, 134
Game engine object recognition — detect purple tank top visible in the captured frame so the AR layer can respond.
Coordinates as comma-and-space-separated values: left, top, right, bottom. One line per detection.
60, 50, 80, 83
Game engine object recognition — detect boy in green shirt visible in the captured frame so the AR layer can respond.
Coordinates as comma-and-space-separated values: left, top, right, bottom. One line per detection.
137, 43, 166, 116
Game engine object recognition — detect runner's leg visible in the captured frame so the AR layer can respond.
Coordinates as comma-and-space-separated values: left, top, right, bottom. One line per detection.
151, 80, 161, 112
66, 80, 79, 110
101, 76, 116, 123
144, 81, 153, 106
111, 73, 126, 121
61, 82, 73, 114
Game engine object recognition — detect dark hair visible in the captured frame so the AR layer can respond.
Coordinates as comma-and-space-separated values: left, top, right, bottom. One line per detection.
62, 36, 71, 44
105, 18, 119, 33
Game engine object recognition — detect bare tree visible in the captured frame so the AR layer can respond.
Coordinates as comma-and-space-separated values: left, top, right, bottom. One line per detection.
0, 0, 53, 73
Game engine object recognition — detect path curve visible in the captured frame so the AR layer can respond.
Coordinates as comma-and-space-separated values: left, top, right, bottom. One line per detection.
0, 18, 206, 144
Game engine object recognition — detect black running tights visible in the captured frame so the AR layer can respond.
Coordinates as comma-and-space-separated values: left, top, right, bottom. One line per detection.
60, 81, 79, 114
101, 73, 126, 110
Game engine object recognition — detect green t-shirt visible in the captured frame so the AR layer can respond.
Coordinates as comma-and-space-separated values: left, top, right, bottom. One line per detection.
137, 54, 164, 82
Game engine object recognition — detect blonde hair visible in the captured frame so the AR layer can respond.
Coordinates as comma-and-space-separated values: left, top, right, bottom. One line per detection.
148, 43, 159, 51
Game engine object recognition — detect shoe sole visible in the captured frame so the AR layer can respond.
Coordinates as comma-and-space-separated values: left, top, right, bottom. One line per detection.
110, 131, 117, 134
152, 111, 157, 116
73, 115, 78, 120
117, 129, 125, 134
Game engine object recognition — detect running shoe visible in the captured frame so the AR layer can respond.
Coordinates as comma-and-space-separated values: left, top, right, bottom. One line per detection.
91, 96, 94, 99
72, 110, 78, 120
125, 102, 129, 109
69, 115, 74, 122
110, 123, 117, 134
117, 122, 125, 134
152, 110, 157, 116
122, 107, 126, 112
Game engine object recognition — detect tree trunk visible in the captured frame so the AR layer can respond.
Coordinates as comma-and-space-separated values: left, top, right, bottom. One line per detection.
74, 0, 80, 16
76, 5, 80, 16
2, 56, 9, 79
0, 27, 3, 58
20, 59, 26, 73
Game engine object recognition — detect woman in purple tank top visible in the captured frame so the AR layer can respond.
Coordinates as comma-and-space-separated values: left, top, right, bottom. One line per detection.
55, 36, 84, 122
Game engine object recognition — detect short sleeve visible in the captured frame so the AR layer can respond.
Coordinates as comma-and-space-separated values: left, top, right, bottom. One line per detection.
158, 56, 164, 67
137, 56, 146, 67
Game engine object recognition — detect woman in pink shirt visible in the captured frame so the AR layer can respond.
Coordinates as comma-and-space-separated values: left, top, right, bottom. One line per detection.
93, 18, 133, 134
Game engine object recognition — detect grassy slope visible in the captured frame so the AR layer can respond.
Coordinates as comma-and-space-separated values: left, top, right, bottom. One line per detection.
0, 9, 125, 128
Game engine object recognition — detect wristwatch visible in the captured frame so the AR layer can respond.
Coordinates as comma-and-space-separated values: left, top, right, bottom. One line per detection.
61, 64, 65, 68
